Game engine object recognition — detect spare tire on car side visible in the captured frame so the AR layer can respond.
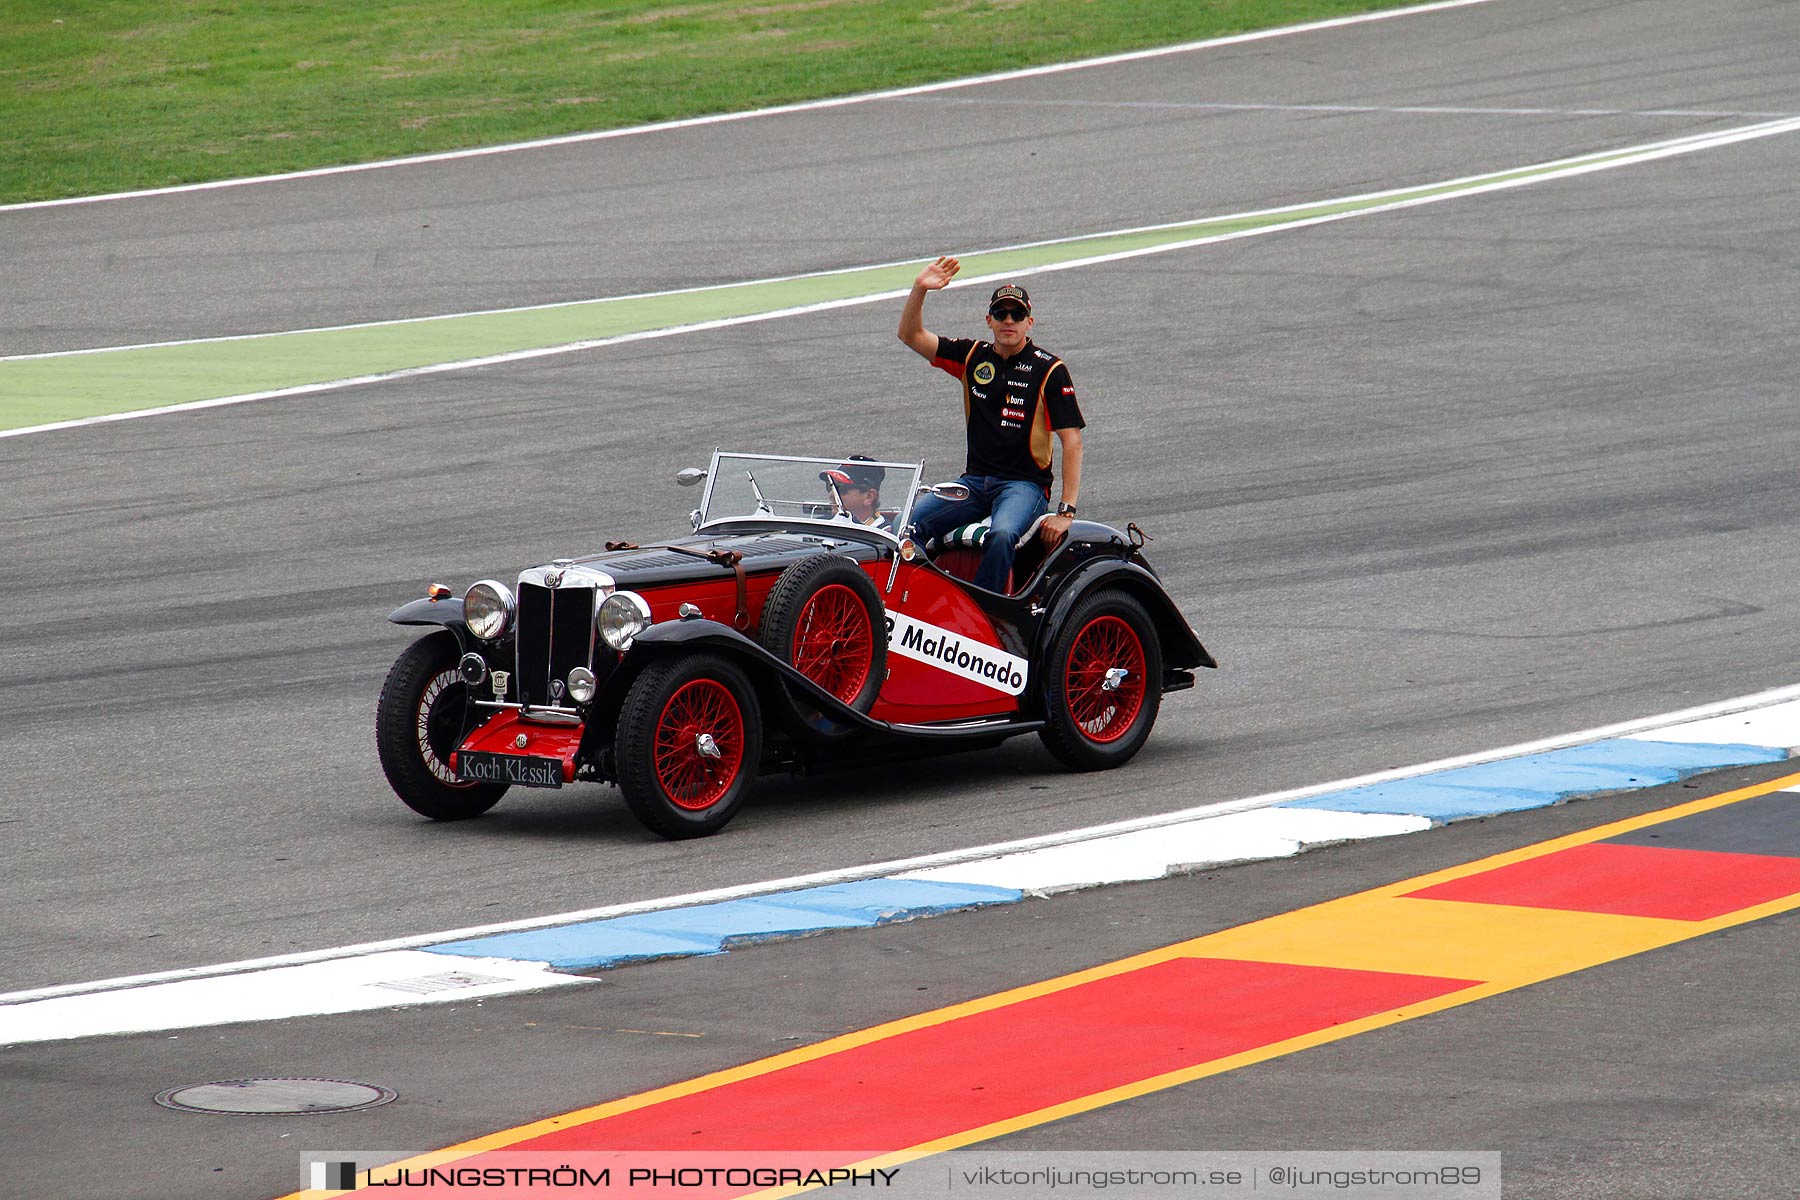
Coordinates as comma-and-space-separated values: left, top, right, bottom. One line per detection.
757, 554, 887, 716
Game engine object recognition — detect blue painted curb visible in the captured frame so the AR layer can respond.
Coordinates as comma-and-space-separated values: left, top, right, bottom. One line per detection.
423, 738, 1787, 973
1281, 738, 1785, 821
425, 879, 1022, 971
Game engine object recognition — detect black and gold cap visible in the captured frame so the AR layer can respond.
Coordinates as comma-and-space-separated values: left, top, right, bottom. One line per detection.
988, 284, 1031, 314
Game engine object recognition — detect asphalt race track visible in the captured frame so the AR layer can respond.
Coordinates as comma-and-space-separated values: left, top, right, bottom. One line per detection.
3, 0, 1799, 1196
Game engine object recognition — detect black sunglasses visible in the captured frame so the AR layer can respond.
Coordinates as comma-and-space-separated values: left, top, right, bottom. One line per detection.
989, 306, 1029, 322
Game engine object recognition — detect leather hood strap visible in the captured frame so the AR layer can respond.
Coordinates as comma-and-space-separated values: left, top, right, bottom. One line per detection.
605, 542, 749, 630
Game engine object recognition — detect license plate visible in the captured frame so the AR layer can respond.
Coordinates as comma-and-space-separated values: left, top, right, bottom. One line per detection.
458, 751, 563, 789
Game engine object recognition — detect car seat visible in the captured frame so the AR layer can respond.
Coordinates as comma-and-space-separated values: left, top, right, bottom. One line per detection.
922, 514, 1054, 595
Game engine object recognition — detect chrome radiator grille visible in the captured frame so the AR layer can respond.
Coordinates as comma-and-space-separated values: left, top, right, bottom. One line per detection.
515, 580, 596, 708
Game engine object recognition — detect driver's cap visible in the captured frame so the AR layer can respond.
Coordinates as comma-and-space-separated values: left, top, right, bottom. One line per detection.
837, 455, 885, 490
988, 283, 1031, 313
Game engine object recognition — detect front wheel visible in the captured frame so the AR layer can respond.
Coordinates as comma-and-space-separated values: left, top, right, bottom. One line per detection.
1038, 589, 1162, 771
616, 655, 763, 839
376, 630, 507, 820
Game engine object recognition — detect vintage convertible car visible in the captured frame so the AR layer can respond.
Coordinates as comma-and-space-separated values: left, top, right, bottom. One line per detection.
376, 451, 1216, 838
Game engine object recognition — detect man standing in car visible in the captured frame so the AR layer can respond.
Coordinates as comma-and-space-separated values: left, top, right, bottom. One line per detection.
897, 255, 1085, 593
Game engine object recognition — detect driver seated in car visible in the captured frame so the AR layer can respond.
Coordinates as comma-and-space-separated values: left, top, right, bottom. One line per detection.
820, 456, 891, 531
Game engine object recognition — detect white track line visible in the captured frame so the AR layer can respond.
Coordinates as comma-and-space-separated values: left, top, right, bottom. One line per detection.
8, 679, 1799, 1008
0, 298, 917, 443
8, 113, 1799, 445
0, 0, 1497, 213
904, 97, 1800, 120
11, 114, 1795, 367
0, 953, 593, 1046
0, 251, 978, 362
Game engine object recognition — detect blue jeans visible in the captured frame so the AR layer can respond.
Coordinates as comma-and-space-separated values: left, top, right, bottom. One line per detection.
908, 475, 1048, 593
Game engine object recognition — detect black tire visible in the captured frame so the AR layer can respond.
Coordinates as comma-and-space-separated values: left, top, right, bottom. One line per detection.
376, 630, 507, 821
757, 554, 887, 715
1038, 589, 1163, 771
616, 655, 763, 839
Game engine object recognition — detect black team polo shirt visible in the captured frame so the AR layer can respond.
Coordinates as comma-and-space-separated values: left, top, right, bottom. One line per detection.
930, 336, 1086, 492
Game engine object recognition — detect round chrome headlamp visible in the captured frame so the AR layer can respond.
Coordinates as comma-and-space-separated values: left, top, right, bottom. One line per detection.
566, 666, 597, 704
597, 591, 654, 651
463, 579, 516, 641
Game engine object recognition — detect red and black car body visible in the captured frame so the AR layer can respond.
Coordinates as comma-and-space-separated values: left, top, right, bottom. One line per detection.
376, 452, 1216, 838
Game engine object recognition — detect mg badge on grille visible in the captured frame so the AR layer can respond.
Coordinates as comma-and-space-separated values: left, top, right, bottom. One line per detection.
544, 570, 562, 588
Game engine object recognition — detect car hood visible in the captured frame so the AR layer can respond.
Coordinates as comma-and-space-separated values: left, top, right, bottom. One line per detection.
549, 530, 881, 589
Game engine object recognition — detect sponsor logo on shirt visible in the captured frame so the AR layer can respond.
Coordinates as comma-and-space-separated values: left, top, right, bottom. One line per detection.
971, 361, 997, 385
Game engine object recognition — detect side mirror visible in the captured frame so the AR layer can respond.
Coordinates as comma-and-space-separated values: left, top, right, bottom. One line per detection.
917, 482, 970, 502
675, 467, 708, 487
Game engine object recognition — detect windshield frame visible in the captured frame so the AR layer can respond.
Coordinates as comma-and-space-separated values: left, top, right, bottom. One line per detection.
695, 451, 927, 543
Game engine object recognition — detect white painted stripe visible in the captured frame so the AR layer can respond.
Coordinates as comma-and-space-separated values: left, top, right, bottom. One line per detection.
10, 115, 1800, 445
900, 810, 1430, 895
0, 299, 905, 442
1623, 699, 1800, 750
905, 97, 1800, 121
0, 256, 938, 361
0, 952, 589, 1047
13, 113, 1794, 367
0, 0, 1498, 213
7, 680, 1799, 1010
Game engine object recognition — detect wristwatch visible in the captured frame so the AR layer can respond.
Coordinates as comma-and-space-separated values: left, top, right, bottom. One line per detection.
1055, 502, 1078, 517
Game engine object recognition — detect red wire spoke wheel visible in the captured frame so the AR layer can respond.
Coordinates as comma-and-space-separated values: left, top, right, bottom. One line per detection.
617, 655, 764, 839
1062, 615, 1148, 743
1039, 589, 1163, 771
789, 583, 876, 703
652, 678, 746, 810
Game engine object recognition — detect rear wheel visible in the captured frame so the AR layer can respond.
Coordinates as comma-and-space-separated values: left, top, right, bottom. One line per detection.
1038, 590, 1162, 771
616, 655, 763, 839
758, 554, 886, 731
376, 630, 507, 820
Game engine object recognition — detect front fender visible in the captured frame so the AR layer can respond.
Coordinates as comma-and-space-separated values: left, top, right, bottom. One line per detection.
1036, 558, 1217, 674
388, 596, 467, 630
611, 619, 894, 738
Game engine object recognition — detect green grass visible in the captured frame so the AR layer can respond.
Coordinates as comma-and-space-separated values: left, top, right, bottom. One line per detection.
1, 0, 1423, 204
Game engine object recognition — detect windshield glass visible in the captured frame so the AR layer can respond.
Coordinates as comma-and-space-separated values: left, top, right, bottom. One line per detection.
699, 453, 924, 537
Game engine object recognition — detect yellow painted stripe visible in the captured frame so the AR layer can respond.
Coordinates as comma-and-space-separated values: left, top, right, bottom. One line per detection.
275, 769, 1800, 1199
1201, 892, 1690, 980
